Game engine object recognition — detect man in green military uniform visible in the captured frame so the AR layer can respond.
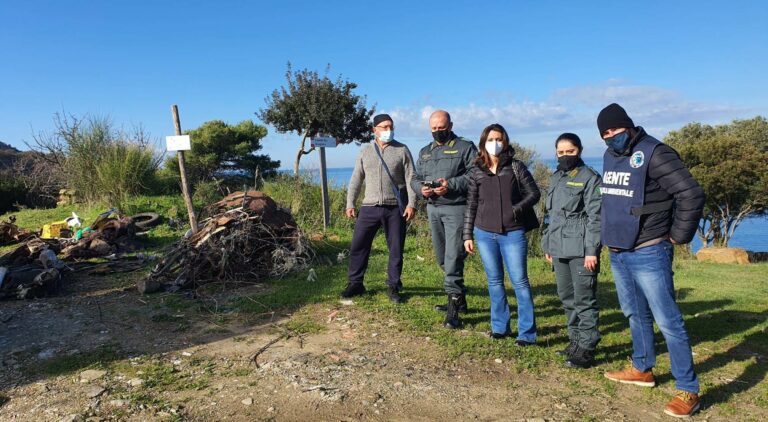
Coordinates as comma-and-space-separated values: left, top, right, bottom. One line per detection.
411, 110, 478, 328
541, 133, 602, 368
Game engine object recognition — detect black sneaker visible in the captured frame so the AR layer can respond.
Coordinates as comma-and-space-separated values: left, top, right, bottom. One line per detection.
490, 332, 509, 340
340, 282, 366, 298
443, 294, 461, 329
434, 293, 468, 312
387, 285, 403, 304
514, 339, 535, 347
556, 341, 578, 357
566, 347, 595, 369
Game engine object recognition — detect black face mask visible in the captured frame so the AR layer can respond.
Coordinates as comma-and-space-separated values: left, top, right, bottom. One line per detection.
431, 129, 452, 143
557, 155, 582, 172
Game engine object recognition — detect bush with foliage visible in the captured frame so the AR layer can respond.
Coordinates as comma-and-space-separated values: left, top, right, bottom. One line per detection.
30, 113, 162, 209
0, 178, 26, 214
261, 173, 353, 233
164, 119, 279, 190
665, 116, 768, 247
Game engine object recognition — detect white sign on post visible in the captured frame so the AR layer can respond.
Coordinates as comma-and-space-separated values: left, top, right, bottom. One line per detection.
166, 135, 191, 151
311, 136, 337, 148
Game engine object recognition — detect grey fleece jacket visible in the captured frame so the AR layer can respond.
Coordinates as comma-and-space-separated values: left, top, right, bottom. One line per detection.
346, 140, 417, 210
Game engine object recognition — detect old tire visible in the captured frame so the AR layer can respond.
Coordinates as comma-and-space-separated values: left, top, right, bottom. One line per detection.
131, 212, 162, 231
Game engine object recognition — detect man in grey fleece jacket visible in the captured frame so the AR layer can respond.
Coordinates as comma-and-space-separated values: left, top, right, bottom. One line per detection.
342, 113, 417, 303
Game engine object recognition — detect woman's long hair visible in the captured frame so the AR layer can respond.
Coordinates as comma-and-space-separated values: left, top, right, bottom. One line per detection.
476, 123, 511, 169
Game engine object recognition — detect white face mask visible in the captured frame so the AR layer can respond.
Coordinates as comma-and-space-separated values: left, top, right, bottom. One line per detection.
484, 140, 503, 156
378, 130, 394, 143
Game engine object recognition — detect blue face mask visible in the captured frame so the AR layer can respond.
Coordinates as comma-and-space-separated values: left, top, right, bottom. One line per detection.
605, 131, 631, 154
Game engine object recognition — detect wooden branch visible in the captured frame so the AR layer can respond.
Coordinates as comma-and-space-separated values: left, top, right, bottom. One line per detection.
251, 333, 288, 368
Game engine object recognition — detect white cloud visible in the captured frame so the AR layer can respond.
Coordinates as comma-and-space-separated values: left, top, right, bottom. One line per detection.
263, 80, 755, 165
385, 80, 750, 140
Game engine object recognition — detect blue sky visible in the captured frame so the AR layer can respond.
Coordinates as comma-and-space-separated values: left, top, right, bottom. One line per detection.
1, 0, 766, 168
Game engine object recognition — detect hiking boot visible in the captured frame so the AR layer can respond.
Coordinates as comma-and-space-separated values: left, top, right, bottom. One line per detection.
664, 391, 700, 418
565, 347, 595, 369
434, 293, 467, 312
556, 341, 578, 358
443, 294, 461, 329
514, 340, 535, 347
387, 285, 403, 304
604, 358, 656, 387
340, 282, 366, 298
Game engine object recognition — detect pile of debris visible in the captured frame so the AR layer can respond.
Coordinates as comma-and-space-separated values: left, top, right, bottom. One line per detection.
140, 191, 312, 294
0, 210, 152, 300
0, 216, 34, 245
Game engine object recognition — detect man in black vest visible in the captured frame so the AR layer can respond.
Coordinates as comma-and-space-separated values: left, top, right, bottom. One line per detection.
597, 103, 705, 418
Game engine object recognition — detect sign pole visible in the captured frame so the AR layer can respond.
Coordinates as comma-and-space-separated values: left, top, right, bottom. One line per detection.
171, 105, 199, 235
319, 146, 330, 229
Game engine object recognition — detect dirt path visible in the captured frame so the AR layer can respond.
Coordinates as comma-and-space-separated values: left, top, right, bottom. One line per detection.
0, 279, 728, 421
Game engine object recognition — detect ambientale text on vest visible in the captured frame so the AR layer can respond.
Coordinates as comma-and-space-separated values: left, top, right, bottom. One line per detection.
601, 171, 634, 197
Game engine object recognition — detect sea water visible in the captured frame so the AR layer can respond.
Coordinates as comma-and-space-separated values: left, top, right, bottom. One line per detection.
285, 157, 767, 252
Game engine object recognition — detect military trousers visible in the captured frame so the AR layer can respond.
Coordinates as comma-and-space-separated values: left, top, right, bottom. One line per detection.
552, 256, 600, 350
427, 203, 467, 295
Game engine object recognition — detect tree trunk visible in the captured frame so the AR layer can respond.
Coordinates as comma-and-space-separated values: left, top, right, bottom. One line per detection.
293, 128, 314, 176
293, 146, 303, 177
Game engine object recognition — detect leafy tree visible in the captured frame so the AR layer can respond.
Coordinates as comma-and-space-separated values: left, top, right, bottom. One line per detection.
665, 116, 768, 247
257, 64, 374, 176
165, 119, 279, 186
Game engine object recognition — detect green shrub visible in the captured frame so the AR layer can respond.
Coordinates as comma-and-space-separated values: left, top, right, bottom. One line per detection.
261, 173, 353, 232
192, 179, 225, 208
94, 141, 161, 209
31, 114, 161, 208
0, 178, 26, 214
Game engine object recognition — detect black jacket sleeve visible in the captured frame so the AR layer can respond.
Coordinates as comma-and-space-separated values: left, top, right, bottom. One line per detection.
462, 168, 479, 241
648, 144, 705, 244
513, 161, 541, 211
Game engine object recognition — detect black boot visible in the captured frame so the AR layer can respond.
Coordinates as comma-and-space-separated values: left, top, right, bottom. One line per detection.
386, 284, 403, 304
443, 294, 461, 329
556, 340, 578, 358
435, 293, 467, 312
565, 346, 595, 369
340, 282, 366, 298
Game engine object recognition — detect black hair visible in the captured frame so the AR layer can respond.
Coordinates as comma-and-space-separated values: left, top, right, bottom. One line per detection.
555, 132, 583, 154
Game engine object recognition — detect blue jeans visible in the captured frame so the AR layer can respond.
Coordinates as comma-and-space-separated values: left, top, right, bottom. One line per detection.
610, 240, 699, 393
474, 228, 537, 342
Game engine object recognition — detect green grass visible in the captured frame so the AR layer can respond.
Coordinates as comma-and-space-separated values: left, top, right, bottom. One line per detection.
4, 183, 766, 417
283, 314, 326, 335
234, 225, 768, 413
37, 345, 123, 377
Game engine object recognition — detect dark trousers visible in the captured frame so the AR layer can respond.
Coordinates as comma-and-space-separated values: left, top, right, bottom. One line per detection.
348, 205, 406, 287
553, 256, 600, 350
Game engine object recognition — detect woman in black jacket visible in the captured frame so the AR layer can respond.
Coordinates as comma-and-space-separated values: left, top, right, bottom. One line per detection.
463, 123, 541, 345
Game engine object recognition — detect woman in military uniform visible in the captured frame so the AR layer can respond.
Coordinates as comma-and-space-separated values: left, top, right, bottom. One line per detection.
541, 133, 602, 368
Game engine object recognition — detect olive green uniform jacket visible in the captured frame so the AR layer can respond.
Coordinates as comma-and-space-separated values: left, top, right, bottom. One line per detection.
410, 135, 477, 205
541, 164, 602, 258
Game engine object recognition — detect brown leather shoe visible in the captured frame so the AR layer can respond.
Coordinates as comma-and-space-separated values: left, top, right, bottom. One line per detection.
664, 391, 700, 418
604, 359, 656, 387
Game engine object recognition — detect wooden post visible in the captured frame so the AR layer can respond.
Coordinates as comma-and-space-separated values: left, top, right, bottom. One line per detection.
319, 146, 330, 229
171, 104, 199, 234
